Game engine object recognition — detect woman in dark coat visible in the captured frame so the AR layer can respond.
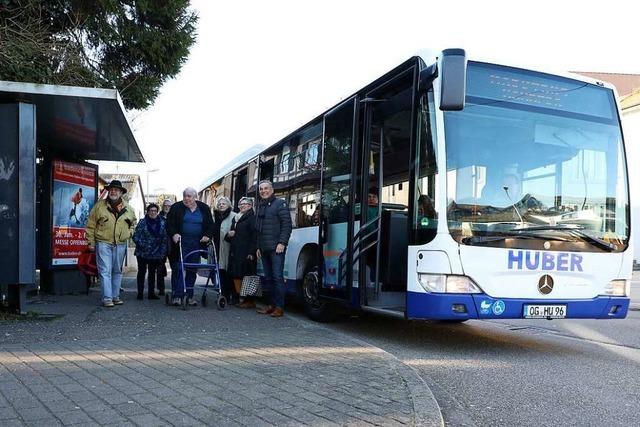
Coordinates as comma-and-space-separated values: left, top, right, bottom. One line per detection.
132, 203, 168, 300
225, 197, 257, 308
213, 196, 235, 303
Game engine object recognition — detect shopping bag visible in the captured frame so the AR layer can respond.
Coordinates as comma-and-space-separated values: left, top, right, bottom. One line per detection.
240, 275, 262, 297
77, 249, 97, 277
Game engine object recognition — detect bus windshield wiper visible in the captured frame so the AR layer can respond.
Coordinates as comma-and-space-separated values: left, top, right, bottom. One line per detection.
508, 225, 617, 252
461, 234, 564, 245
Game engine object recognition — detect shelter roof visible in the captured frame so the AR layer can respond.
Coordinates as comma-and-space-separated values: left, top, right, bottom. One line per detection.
0, 81, 143, 162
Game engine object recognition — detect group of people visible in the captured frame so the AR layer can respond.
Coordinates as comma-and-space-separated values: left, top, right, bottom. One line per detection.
85, 179, 292, 317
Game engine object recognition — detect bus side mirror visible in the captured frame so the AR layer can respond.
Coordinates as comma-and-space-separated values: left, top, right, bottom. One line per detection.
439, 48, 467, 111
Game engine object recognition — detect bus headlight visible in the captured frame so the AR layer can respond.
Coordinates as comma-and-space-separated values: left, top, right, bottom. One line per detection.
447, 275, 483, 294
418, 274, 482, 294
604, 279, 630, 297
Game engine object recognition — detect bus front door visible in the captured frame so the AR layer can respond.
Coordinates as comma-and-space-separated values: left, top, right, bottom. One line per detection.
318, 96, 358, 304
355, 68, 416, 315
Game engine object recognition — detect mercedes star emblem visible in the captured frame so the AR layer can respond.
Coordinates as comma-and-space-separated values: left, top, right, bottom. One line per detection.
538, 275, 554, 295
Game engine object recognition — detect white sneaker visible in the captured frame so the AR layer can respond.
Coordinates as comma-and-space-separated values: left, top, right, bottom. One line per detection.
103, 300, 114, 307
172, 298, 181, 306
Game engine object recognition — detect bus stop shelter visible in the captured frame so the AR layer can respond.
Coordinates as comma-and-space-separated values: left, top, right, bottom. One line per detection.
0, 81, 144, 313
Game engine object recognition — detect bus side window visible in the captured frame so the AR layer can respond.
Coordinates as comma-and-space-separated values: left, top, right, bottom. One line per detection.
291, 190, 320, 228
417, 194, 436, 220
414, 89, 438, 245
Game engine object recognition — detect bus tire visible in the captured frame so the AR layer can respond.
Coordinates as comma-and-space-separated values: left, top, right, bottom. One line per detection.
302, 268, 335, 322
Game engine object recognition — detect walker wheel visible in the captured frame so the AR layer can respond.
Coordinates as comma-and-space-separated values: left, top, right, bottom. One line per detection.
201, 293, 207, 307
217, 296, 227, 310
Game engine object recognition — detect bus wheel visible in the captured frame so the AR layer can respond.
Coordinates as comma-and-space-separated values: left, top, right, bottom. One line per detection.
302, 268, 335, 322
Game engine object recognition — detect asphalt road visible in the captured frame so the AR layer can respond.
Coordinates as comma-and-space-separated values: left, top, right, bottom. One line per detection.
289, 280, 640, 427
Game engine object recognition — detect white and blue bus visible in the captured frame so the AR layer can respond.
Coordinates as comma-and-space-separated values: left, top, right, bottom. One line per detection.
200, 49, 632, 322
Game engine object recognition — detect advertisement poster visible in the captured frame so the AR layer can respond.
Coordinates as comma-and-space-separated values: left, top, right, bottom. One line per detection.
51, 160, 97, 266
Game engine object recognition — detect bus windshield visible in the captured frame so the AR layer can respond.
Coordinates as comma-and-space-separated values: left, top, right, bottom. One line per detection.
445, 62, 629, 252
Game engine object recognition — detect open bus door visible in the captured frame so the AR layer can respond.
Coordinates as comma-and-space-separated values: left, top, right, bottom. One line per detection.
317, 97, 358, 305
354, 67, 418, 318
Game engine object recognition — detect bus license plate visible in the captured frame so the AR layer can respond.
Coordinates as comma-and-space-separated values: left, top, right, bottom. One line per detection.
523, 305, 566, 319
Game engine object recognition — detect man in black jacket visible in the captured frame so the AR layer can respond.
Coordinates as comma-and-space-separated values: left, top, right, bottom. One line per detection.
165, 187, 214, 306
255, 180, 292, 317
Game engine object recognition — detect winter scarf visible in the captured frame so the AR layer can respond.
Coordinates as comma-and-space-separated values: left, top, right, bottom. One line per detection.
145, 215, 162, 236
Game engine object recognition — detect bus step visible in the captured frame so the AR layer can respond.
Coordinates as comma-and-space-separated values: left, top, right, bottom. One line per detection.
361, 306, 405, 319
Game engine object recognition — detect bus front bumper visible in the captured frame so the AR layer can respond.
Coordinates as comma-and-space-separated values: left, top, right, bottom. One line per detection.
406, 291, 630, 320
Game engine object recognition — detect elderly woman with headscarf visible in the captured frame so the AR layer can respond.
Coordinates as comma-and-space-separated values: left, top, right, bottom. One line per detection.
225, 197, 257, 308
212, 196, 235, 303
166, 187, 214, 306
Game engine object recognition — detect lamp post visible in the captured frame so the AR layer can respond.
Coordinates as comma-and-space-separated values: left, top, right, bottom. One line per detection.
146, 168, 159, 198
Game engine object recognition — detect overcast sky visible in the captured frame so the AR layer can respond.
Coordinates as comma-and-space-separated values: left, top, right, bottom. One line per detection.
100, 0, 640, 196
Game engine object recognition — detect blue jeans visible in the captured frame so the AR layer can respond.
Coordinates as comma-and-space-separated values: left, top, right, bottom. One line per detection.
262, 250, 285, 309
171, 237, 200, 298
96, 242, 127, 302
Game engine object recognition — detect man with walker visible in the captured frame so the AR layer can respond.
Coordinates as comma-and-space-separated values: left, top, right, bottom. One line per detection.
165, 187, 215, 306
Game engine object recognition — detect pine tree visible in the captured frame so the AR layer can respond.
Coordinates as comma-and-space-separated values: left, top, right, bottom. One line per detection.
0, 0, 198, 110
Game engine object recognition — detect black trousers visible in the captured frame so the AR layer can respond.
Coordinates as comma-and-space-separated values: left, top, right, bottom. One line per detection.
159, 256, 168, 278
220, 269, 238, 300
136, 257, 163, 296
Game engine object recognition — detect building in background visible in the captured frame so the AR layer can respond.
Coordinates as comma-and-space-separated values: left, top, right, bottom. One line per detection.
145, 193, 177, 206
98, 174, 146, 219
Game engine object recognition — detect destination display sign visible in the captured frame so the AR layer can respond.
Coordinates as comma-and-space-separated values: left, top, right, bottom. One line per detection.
466, 62, 616, 120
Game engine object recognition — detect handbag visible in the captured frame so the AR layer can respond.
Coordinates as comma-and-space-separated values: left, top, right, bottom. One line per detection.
77, 249, 97, 277
240, 275, 262, 297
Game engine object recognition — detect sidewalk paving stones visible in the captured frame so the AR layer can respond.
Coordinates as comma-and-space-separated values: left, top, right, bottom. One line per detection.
1, 277, 442, 426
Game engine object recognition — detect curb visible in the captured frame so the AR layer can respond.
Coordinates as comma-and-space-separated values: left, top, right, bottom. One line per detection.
285, 312, 444, 427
